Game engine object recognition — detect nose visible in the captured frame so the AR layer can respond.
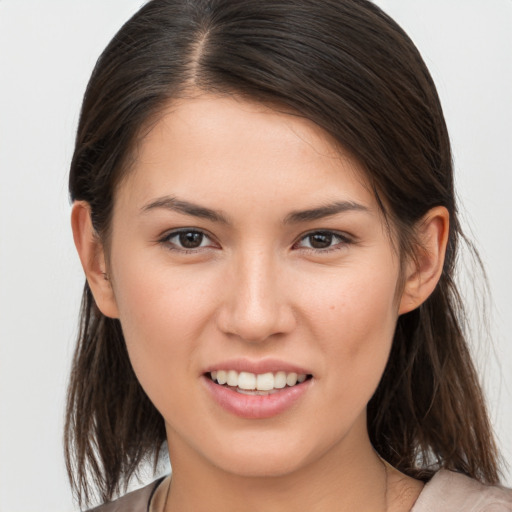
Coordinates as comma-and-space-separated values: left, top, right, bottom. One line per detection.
216, 249, 296, 343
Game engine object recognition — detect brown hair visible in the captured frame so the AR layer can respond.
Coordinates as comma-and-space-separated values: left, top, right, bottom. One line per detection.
66, 0, 500, 507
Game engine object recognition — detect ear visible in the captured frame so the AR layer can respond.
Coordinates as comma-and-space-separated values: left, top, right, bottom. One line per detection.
71, 201, 119, 318
398, 206, 450, 315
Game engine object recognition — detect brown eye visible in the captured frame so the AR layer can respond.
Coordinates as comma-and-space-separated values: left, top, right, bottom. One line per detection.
162, 229, 214, 251
179, 231, 204, 248
308, 232, 333, 249
296, 231, 351, 252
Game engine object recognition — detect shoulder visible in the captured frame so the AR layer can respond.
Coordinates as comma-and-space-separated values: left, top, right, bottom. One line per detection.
86, 478, 164, 512
412, 470, 512, 512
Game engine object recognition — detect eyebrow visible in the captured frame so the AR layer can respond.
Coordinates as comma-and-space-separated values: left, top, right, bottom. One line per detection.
141, 196, 230, 224
141, 196, 369, 225
284, 201, 369, 224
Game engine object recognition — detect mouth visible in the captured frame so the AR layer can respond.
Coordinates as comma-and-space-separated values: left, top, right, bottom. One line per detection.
207, 370, 313, 396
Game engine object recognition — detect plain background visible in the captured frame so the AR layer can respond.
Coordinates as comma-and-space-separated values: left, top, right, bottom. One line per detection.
0, 1, 511, 511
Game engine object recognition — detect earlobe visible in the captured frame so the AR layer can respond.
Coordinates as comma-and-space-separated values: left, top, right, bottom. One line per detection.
71, 201, 119, 319
398, 206, 450, 315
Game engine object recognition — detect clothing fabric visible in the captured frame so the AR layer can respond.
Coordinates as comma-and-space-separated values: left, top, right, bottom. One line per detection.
88, 470, 512, 511
411, 470, 512, 511
87, 477, 163, 512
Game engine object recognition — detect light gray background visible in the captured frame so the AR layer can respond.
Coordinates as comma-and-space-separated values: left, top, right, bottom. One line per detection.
0, 1, 511, 511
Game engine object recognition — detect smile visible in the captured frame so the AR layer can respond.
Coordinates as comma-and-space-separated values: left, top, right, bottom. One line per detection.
204, 368, 313, 419
209, 370, 310, 395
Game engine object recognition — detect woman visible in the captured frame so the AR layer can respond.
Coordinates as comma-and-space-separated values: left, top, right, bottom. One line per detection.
66, 0, 512, 510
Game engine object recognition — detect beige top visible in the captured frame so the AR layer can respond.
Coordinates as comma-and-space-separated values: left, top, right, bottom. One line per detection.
89, 470, 512, 512
411, 470, 512, 511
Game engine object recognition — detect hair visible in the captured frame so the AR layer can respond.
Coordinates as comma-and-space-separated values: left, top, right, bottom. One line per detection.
65, 0, 500, 507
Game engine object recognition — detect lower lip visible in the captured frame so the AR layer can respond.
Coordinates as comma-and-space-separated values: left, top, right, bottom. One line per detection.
203, 376, 312, 419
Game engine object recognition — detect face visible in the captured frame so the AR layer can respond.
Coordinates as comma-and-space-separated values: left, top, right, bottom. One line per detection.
104, 95, 407, 477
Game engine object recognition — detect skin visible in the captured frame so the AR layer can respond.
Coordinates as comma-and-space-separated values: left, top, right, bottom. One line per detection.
72, 94, 449, 511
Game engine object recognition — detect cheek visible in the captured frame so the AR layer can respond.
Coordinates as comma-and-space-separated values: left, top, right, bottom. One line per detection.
303, 262, 399, 404
109, 251, 221, 397
305, 260, 399, 340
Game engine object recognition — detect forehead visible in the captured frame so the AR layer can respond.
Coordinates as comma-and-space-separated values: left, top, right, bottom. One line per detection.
115, 94, 377, 217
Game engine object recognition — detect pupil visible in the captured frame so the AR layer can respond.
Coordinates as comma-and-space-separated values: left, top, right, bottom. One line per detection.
310, 233, 332, 249
179, 231, 203, 248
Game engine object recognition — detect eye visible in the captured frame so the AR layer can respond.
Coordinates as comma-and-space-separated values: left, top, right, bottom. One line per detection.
161, 229, 216, 251
295, 231, 351, 251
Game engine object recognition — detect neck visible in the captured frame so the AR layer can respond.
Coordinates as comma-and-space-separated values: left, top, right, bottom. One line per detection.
164, 425, 389, 512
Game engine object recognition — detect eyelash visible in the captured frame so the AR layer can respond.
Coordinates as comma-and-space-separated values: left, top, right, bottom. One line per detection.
159, 228, 218, 253
159, 229, 353, 254
293, 230, 353, 253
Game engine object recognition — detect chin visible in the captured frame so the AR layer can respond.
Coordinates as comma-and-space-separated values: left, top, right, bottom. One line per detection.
214, 450, 311, 479
198, 429, 332, 479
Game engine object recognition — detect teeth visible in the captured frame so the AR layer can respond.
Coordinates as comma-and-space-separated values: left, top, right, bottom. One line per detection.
210, 370, 308, 391
256, 372, 274, 391
274, 371, 287, 389
238, 371, 256, 390
286, 372, 298, 386
237, 388, 279, 396
227, 370, 238, 387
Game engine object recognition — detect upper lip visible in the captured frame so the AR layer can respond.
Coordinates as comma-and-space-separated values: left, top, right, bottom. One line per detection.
203, 358, 312, 376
